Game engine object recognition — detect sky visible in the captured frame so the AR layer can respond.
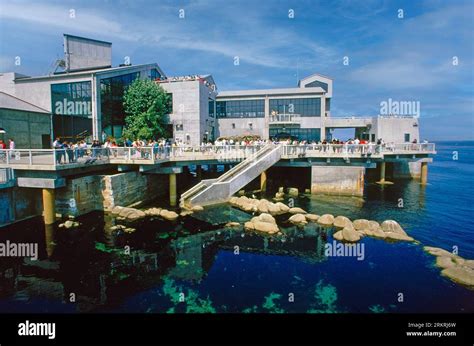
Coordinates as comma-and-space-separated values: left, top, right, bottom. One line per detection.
0, 0, 473, 140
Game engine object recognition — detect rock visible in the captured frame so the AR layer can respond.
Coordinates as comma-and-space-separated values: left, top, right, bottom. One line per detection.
225, 222, 240, 228
191, 205, 204, 212
257, 199, 270, 213
275, 192, 285, 199
145, 207, 162, 216
333, 230, 344, 241
423, 246, 457, 258
333, 216, 352, 229
60, 220, 80, 229
278, 187, 284, 193
111, 206, 124, 215
276, 202, 290, 213
441, 266, 474, 286
317, 214, 334, 226
305, 214, 320, 222
436, 256, 458, 269
125, 209, 146, 220
353, 219, 370, 231
229, 196, 240, 205
241, 202, 257, 213
238, 190, 245, 196
304, 188, 311, 194
267, 203, 282, 216
342, 226, 361, 242
180, 210, 193, 217
159, 209, 179, 221
110, 225, 126, 231
124, 227, 136, 233
288, 213, 307, 226
244, 221, 255, 230
384, 232, 414, 242
254, 213, 276, 224
289, 207, 306, 214
252, 221, 279, 234
288, 188, 299, 197
381, 220, 407, 235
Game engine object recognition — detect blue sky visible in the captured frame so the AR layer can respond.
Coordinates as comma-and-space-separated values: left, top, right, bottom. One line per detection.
0, 0, 473, 140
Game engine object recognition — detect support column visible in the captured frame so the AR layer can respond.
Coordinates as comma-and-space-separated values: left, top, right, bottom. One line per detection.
196, 165, 202, 181
260, 170, 267, 192
169, 173, 177, 207
379, 162, 386, 184
420, 162, 428, 185
42, 188, 56, 225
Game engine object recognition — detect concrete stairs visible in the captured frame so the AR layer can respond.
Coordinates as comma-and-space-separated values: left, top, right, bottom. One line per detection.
180, 144, 281, 208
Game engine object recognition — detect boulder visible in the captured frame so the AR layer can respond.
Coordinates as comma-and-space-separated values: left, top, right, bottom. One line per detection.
125, 209, 146, 220
180, 210, 193, 217
441, 266, 474, 286
225, 222, 240, 228
305, 214, 320, 222
278, 187, 284, 193
384, 232, 414, 242
423, 246, 457, 258
244, 221, 255, 230
381, 220, 407, 235
288, 213, 307, 226
317, 214, 334, 226
276, 202, 290, 213
191, 205, 204, 212
159, 209, 179, 221
288, 188, 299, 197
267, 202, 282, 216
254, 213, 276, 224
124, 227, 136, 233
342, 226, 361, 242
304, 189, 311, 194
252, 221, 279, 234
289, 207, 306, 214
238, 190, 245, 196
257, 199, 270, 213
436, 256, 458, 269
111, 206, 124, 215
60, 220, 80, 229
145, 207, 162, 216
333, 230, 344, 241
353, 219, 370, 231
110, 225, 126, 231
333, 216, 352, 229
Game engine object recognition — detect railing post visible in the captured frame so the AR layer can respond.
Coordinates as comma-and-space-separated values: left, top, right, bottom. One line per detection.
29, 150, 32, 165
6, 150, 10, 164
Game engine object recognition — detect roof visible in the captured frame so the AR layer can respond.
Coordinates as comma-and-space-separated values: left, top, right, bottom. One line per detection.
217, 87, 325, 98
64, 33, 112, 46
0, 92, 50, 114
14, 63, 165, 82
298, 73, 333, 88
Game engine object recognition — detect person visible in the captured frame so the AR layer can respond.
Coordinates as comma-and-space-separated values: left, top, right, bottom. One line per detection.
53, 137, 63, 164
0, 139, 6, 161
8, 138, 15, 159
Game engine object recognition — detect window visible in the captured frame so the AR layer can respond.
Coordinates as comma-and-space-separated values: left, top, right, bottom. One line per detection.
149, 68, 162, 80
232, 123, 236, 129
176, 124, 183, 131
208, 99, 215, 118
216, 99, 264, 118
249, 123, 253, 130
269, 128, 321, 142
404, 133, 410, 142
269, 98, 321, 117
167, 93, 173, 113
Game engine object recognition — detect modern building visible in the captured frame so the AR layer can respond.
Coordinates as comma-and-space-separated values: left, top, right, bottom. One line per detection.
0, 34, 420, 147
0, 91, 52, 148
0, 34, 165, 144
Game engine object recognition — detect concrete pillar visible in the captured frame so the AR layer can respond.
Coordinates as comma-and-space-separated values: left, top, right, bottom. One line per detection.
196, 165, 202, 181
420, 162, 428, 185
42, 188, 56, 225
311, 166, 365, 197
379, 162, 386, 184
169, 173, 177, 207
260, 170, 267, 192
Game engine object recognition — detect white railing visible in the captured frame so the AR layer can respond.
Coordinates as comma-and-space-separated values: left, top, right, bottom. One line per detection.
0, 143, 435, 168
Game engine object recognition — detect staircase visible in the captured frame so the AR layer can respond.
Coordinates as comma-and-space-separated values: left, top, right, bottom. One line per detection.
180, 144, 282, 208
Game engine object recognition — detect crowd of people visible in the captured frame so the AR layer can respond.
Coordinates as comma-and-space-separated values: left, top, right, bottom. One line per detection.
48, 135, 427, 165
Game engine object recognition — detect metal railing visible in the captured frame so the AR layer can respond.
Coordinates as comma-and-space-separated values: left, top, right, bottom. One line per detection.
0, 143, 435, 168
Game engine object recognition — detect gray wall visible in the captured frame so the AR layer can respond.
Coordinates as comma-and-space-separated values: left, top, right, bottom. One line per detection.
0, 108, 51, 148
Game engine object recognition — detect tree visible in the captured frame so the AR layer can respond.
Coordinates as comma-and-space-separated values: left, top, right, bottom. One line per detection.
122, 79, 171, 140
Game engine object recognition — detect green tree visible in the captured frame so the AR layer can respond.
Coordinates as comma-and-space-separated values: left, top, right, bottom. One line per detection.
122, 79, 171, 140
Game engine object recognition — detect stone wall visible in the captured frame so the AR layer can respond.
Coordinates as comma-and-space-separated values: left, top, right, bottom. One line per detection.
311, 166, 365, 197
55, 175, 102, 217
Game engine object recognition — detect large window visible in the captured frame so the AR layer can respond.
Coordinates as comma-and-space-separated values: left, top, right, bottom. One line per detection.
100, 72, 140, 138
269, 98, 321, 117
269, 128, 321, 142
216, 99, 264, 118
208, 99, 215, 118
51, 81, 93, 141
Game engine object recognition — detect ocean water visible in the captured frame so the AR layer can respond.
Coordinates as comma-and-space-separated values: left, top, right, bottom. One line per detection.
0, 141, 473, 313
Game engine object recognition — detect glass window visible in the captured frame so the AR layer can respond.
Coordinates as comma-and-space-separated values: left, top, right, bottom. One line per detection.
305, 80, 328, 92
216, 99, 264, 118
404, 133, 410, 142
269, 98, 321, 117
269, 128, 321, 142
